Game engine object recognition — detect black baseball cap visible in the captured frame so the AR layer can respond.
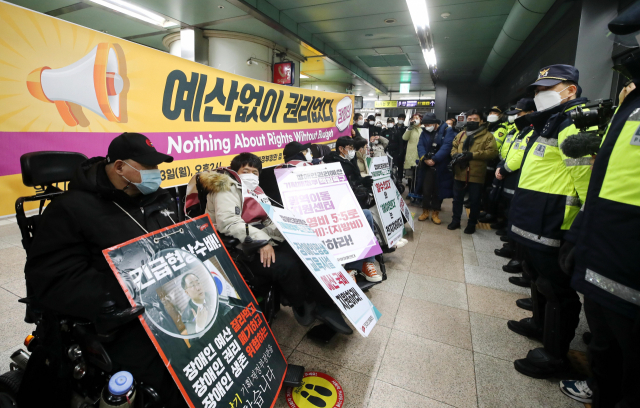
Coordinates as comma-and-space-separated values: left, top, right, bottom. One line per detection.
505, 98, 537, 115
528, 64, 579, 90
283, 141, 311, 160
106, 132, 173, 165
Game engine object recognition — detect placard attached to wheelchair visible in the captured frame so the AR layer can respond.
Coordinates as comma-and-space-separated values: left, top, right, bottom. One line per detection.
103, 215, 287, 408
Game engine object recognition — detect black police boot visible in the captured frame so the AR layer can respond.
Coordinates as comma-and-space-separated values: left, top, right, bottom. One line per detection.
507, 318, 543, 342
500, 236, 510, 243
495, 229, 507, 236
464, 224, 476, 234
447, 220, 461, 230
509, 276, 531, 288
582, 332, 592, 345
464, 199, 471, 208
478, 211, 487, 218
503, 259, 523, 273
495, 246, 514, 258
516, 298, 533, 311
478, 213, 496, 223
490, 220, 507, 230
513, 348, 572, 379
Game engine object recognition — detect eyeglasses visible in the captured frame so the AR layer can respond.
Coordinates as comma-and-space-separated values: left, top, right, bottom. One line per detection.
185, 279, 201, 289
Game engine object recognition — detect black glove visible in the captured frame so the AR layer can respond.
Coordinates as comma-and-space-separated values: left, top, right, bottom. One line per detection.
361, 176, 373, 188
559, 241, 575, 275
463, 152, 474, 161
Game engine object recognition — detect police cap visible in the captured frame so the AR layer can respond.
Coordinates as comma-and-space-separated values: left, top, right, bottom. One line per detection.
528, 64, 579, 90
505, 98, 536, 115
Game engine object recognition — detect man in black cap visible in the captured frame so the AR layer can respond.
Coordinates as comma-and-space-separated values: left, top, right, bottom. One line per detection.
24, 133, 187, 406
506, 65, 593, 379
558, 5, 640, 406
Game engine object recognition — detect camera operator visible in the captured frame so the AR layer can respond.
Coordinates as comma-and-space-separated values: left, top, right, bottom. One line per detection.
448, 109, 498, 234
415, 113, 456, 224
557, 7, 640, 406
506, 64, 593, 379
24, 133, 187, 406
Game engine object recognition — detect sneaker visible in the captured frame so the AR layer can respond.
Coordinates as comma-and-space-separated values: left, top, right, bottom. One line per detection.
347, 270, 358, 283
395, 238, 409, 249
559, 380, 593, 403
362, 262, 382, 282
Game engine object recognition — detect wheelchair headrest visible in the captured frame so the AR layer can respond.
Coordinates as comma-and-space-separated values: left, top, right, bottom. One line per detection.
21, 151, 88, 187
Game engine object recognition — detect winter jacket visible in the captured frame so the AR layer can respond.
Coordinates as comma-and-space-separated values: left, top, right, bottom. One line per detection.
200, 171, 284, 245
25, 157, 182, 403
450, 125, 499, 184
356, 150, 369, 176
416, 123, 456, 199
402, 124, 422, 169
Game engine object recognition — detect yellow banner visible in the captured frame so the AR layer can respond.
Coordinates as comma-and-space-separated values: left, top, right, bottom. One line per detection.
0, 1, 354, 216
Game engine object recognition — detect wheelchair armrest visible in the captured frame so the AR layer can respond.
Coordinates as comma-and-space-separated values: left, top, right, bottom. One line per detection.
219, 233, 241, 249
94, 300, 145, 337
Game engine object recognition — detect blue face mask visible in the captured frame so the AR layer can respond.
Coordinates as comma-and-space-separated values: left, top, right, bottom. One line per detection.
123, 161, 162, 195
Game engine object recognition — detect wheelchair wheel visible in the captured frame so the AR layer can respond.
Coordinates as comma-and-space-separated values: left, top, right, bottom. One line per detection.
0, 369, 22, 407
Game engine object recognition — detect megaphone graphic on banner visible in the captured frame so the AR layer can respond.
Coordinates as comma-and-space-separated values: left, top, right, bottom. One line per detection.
26, 43, 126, 127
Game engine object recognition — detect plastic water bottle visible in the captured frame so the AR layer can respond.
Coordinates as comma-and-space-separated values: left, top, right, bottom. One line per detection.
99, 371, 137, 408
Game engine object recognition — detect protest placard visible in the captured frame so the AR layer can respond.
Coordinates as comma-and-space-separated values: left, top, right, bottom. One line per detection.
275, 163, 381, 264
397, 189, 415, 232
367, 157, 403, 247
103, 216, 286, 408
260, 203, 381, 337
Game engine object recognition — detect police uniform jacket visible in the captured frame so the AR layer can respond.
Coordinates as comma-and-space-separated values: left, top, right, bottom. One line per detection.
508, 98, 593, 252
569, 86, 640, 319
497, 125, 535, 197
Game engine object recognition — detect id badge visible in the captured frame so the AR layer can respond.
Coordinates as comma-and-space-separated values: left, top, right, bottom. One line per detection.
533, 144, 546, 157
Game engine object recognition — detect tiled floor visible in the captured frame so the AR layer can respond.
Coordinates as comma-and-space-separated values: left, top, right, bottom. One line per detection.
0, 200, 587, 407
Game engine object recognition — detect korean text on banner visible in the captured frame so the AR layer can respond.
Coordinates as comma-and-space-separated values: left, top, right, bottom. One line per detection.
103, 216, 287, 408
260, 203, 381, 337
367, 156, 403, 247
274, 163, 382, 264
0, 0, 354, 217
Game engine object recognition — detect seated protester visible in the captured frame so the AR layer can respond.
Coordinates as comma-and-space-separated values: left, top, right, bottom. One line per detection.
25, 133, 188, 407
354, 137, 370, 177
201, 153, 353, 334
323, 137, 382, 283
310, 143, 332, 164
260, 141, 313, 205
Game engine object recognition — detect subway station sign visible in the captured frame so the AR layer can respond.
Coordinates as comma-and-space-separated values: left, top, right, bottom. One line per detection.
374, 100, 435, 108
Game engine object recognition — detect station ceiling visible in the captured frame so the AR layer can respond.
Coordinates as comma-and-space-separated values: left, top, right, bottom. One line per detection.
6, 0, 518, 95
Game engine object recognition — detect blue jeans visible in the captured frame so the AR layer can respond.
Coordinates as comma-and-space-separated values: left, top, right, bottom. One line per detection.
344, 209, 376, 271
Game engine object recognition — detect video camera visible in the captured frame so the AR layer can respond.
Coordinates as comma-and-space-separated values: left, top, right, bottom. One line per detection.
561, 99, 616, 159
448, 153, 468, 172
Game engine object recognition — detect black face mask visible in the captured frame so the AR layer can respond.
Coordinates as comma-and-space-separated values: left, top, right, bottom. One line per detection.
466, 121, 480, 131
514, 115, 529, 131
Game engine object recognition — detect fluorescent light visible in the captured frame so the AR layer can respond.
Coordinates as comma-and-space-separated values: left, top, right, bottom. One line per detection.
423, 48, 437, 67
88, 0, 178, 28
406, 0, 429, 31
399, 83, 411, 93
300, 74, 309, 78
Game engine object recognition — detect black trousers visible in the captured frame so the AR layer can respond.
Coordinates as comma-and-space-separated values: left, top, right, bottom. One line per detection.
585, 297, 640, 408
421, 165, 442, 210
452, 180, 483, 225
247, 242, 332, 307
524, 247, 582, 358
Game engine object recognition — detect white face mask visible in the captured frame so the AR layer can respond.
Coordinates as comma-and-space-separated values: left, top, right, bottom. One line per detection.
534, 86, 571, 112
398, 120, 404, 125
369, 121, 375, 125
413, 119, 420, 125
487, 114, 500, 123
304, 151, 313, 161
372, 139, 379, 145
346, 149, 356, 160
239, 173, 259, 190
508, 115, 516, 123
357, 119, 364, 126
425, 125, 435, 132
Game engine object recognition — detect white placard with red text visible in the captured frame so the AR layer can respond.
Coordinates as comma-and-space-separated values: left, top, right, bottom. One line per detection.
275, 163, 382, 264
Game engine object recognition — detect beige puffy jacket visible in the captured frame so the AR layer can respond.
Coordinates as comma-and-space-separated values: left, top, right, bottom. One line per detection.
402, 124, 422, 169
200, 171, 284, 244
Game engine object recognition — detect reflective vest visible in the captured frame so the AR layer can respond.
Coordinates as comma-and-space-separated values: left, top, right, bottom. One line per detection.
499, 127, 518, 160
570, 89, 640, 318
499, 126, 534, 196
508, 99, 593, 251
491, 123, 510, 150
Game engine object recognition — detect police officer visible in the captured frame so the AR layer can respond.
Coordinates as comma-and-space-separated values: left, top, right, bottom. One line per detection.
558, 6, 640, 406
507, 65, 593, 378
479, 106, 509, 224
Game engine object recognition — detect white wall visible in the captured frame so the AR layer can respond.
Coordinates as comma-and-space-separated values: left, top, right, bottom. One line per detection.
208, 37, 272, 82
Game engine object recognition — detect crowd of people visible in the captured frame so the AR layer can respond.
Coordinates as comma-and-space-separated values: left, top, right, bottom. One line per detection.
16, 7, 640, 408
